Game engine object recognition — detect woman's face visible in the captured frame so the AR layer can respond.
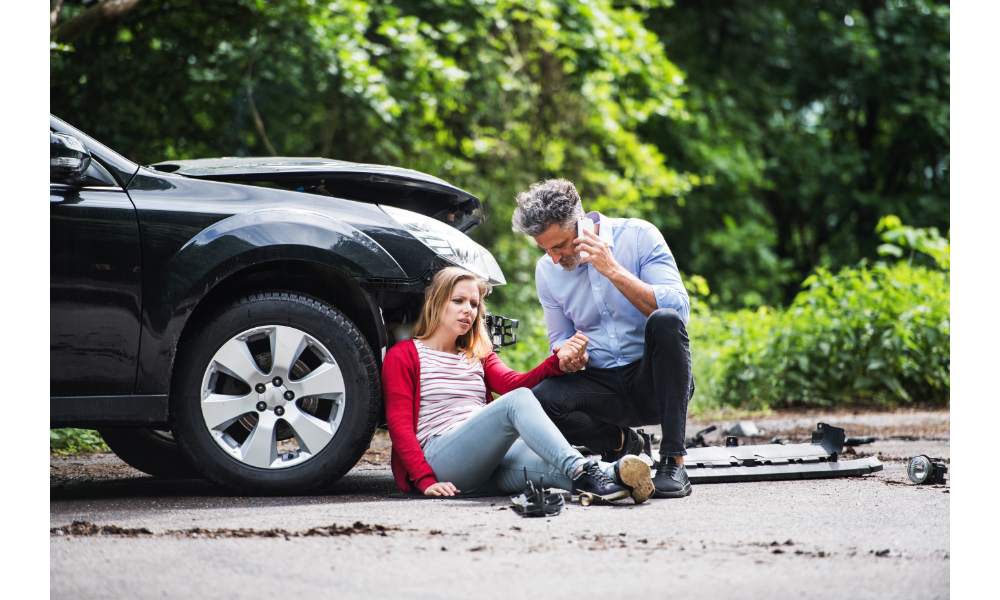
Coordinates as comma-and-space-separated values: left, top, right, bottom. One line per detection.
438, 279, 480, 340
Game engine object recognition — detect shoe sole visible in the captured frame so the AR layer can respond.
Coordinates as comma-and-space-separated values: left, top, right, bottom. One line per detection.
617, 456, 655, 504
652, 481, 692, 499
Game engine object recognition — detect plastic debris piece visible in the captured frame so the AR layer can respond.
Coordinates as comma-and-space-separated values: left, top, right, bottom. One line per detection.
685, 425, 717, 448
724, 421, 761, 437
510, 468, 565, 517
685, 423, 883, 483
844, 436, 876, 446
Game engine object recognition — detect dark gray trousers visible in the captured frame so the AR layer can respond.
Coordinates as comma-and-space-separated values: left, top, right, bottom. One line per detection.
531, 308, 695, 458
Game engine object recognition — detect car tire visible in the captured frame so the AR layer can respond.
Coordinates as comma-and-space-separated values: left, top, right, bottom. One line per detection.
97, 428, 202, 479
171, 292, 381, 495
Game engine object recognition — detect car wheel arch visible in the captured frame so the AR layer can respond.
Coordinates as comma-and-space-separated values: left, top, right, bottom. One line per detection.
152, 259, 387, 400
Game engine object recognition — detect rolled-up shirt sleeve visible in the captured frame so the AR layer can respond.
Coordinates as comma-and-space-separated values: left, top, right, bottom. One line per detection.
637, 225, 690, 324
536, 262, 577, 351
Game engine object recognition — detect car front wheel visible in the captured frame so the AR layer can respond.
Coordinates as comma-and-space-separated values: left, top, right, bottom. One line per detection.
171, 292, 381, 494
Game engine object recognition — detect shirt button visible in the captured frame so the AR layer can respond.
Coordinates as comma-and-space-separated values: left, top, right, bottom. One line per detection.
610, 334, 615, 338
603, 311, 607, 315
593, 286, 599, 290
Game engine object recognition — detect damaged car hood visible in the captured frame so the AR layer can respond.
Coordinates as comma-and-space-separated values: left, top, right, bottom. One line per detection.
150, 157, 485, 233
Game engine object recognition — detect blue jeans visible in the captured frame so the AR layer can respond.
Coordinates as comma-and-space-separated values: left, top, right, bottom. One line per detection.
421, 387, 592, 495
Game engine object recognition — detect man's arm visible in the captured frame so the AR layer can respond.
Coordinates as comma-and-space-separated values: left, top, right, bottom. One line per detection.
633, 225, 690, 322
576, 225, 689, 322
604, 266, 658, 317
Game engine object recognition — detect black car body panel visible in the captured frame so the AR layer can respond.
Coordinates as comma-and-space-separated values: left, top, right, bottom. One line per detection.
51, 395, 169, 428
151, 157, 484, 233
126, 168, 440, 394
50, 116, 484, 428
50, 181, 143, 397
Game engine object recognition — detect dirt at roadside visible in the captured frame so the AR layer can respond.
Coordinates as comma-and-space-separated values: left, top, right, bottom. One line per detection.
51, 409, 948, 483
50, 453, 148, 483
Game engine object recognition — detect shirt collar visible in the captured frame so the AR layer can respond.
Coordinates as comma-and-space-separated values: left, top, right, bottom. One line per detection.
585, 211, 615, 248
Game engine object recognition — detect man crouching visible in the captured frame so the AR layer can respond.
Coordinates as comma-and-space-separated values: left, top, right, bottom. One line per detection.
511, 179, 694, 498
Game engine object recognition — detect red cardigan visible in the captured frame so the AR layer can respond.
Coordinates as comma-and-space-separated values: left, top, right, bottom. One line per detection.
382, 339, 563, 493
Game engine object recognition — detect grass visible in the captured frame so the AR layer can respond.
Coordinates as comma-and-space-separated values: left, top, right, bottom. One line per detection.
50, 428, 109, 455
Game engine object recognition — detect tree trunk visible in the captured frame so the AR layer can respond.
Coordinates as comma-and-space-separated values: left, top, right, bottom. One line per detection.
50, 0, 64, 32
51, 0, 144, 44
244, 34, 278, 157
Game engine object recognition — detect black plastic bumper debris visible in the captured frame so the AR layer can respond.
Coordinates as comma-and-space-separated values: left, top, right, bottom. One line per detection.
510, 470, 565, 517
685, 425, 717, 448
845, 436, 876, 446
683, 423, 883, 484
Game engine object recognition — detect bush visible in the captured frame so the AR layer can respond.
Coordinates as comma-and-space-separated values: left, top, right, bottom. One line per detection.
50, 428, 109, 455
691, 261, 950, 410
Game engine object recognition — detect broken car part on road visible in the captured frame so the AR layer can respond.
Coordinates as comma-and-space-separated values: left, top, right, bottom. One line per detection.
685, 425, 717, 448
845, 436, 876, 446
906, 455, 948, 485
723, 421, 762, 438
682, 423, 883, 484
510, 470, 565, 517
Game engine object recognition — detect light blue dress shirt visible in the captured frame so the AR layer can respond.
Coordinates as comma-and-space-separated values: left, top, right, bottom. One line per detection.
535, 212, 690, 370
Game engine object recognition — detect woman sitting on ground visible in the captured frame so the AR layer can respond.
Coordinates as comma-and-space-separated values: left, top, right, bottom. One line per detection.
383, 266, 653, 502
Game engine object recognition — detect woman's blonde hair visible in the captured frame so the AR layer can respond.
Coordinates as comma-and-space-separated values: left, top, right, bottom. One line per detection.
413, 267, 492, 362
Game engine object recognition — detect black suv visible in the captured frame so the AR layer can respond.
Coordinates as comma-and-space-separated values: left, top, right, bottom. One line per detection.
51, 114, 515, 494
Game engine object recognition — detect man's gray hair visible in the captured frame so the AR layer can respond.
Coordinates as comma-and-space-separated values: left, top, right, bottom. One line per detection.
511, 179, 584, 237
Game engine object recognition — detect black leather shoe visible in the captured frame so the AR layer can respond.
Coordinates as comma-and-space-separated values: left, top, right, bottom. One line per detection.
613, 455, 654, 504
573, 461, 630, 501
652, 457, 692, 498
602, 428, 653, 463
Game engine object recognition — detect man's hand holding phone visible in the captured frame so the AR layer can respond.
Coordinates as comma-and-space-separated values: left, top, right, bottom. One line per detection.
575, 218, 622, 280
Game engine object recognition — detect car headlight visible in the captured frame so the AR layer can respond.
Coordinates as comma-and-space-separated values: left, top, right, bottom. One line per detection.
906, 455, 948, 485
380, 205, 506, 286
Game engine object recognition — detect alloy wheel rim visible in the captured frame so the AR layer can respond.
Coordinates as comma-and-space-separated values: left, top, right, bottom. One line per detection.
199, 325, 346, 469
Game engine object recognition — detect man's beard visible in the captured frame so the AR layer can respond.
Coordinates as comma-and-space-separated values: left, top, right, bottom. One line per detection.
559, 255, 581, 271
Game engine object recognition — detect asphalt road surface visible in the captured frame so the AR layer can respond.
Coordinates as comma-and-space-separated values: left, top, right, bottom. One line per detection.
51, 410, 950, 599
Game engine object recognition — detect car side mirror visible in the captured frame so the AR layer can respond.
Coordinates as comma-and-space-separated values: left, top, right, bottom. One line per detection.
51, 132, 93, 184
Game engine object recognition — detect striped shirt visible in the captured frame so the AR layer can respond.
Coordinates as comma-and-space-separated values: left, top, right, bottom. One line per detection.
414, 340, 488, 447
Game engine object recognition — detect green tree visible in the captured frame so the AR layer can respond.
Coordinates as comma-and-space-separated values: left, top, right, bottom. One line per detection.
643, 0, 950, 307
50, 0, 950, 330
51, 0, 695, 308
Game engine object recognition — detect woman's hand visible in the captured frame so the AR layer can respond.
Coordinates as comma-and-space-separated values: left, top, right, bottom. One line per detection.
557, 331, 589, 372
424, 482, 460, 496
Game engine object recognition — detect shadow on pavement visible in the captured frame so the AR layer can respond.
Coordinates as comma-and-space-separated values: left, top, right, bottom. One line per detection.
50, 469, 400, 501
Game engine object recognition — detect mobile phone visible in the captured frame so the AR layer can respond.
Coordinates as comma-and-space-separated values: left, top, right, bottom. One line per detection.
577, 217, 595, 258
